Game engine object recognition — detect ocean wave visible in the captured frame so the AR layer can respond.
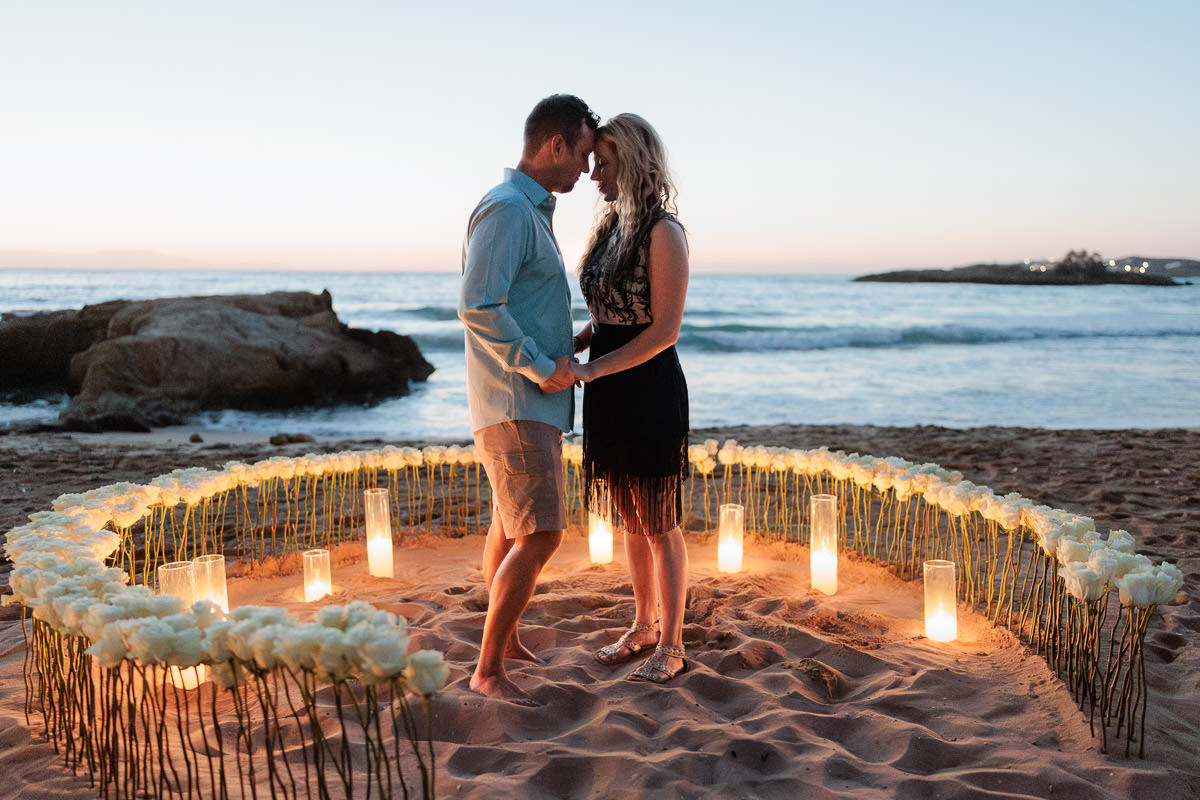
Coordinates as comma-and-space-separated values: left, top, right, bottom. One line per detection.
677, 323, 1200, 353
399, 306, 462, 321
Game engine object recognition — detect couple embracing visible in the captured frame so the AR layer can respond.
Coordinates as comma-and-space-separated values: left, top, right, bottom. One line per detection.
459, 94, 690, 706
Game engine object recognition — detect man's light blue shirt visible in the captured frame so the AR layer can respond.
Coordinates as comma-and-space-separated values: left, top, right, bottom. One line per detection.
459, 168, 574, 434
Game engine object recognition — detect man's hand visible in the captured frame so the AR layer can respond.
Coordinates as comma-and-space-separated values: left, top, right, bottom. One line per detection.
538, 355, 579, 393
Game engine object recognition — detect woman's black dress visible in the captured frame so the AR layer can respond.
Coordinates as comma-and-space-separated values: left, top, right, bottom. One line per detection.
580, 218, 689, 536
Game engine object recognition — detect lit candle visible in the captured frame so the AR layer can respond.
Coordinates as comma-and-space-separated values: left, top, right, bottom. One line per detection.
809, 494, 838, 595
303, 549, 332, 602
166, 665, 207, 690
363, 488, 394, 578
925, 608, 958, 642
192, 553, 229, 614
811, 548, 838, 595
589, 514, 613, 564
156, 560, 208, 689
717, 503, 744, 573
924, 560, 957, 642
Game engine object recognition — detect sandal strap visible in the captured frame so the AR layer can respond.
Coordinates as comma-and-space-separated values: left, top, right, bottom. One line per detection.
612, 620, 657, 652
654, 643, 686, 659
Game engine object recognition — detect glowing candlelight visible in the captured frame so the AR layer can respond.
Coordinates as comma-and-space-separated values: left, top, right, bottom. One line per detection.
717, 503, 744, 573
303, 549, 332, 602
192, 553, 229, 614
156, 560, 208, 688
924, 560, 957, 642
589, 514, 613, 564
363, 488, 394, 578
809, 494, 838, 595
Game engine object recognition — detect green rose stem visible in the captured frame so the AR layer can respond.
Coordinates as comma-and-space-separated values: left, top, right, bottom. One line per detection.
227, 664, 255, 798
365, 685, 394, 800
254, 669, 299, 799
1101, 602, 1128, 731
390, 677, 429, 798
294, 668, 335, 800
193, 682, 221, 800
152, 667, 181, 796
420, 693, 436, 800
276, 667, 316, 800
169, 669, 199, 797
331, 681, 354, 796
391, 681, 420, 800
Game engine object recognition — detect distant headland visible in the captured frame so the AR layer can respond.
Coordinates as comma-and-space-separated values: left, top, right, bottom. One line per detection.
855, 251, 1196, 285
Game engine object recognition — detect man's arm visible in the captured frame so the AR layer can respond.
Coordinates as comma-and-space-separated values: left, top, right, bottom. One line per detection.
459, 201, 557, 384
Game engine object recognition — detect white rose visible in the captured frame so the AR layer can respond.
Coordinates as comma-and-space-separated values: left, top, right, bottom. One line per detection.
313, 628, 354, 682
1058, 563, 1106, 602
126, 619, 178, 664
1086, 548, 1119, 583
1115, 570, 1156, 608
1057, 538, 1092, 566
1060, 516, 1095, 538
1036, 525, 1062, 559
275, 623, 329, 673
1151, 563, 1184, 605
406, 649, 450, 695
358, 630, 410, 683
87, 624, 132, 668
1112, 551, 1151, 578
1105, 529, 1136, 554
247, 624, 287, 671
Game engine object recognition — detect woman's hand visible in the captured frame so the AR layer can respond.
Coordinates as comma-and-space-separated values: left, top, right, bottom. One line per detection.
574, 361, 598, 383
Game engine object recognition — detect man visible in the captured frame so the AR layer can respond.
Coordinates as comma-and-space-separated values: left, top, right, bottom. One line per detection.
459, 94, 598, 705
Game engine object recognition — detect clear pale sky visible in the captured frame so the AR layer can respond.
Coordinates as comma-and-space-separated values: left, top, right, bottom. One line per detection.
3, 1, 1197, 274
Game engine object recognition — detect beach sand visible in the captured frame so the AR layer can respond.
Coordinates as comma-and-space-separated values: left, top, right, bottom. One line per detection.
1, 424, 1197, 798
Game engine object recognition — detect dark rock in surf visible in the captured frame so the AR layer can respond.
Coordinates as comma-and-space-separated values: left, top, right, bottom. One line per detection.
0, 290, 433, 432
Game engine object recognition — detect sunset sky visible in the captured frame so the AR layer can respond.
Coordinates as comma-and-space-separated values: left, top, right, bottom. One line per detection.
3, 1, 1197, 274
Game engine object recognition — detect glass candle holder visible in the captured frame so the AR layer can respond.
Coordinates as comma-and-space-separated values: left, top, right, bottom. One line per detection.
588, 514, 614, 564
156, 560, 207, 688
157, 560, 196, 603
924, 560, 957, 642
363, 487, 394, 578
192, 553, 229, 614
717, 503, 744, 573
809, 494, 838, 595
303, 549, 332, 602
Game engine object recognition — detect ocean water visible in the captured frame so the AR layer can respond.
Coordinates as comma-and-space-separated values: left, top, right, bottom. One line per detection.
2, 269, 1197, 438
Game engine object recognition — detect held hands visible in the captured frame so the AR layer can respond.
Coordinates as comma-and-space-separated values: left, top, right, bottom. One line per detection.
538, 355, 599, 393
538, 355, 581, 393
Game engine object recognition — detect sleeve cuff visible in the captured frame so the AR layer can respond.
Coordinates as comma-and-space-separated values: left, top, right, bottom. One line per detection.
527, 353, 557, 384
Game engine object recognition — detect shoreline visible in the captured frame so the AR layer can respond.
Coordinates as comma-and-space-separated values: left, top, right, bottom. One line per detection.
2, 423, 1198, 796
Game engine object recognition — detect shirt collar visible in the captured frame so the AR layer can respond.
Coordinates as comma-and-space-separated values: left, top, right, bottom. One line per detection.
506, 168, 556, 214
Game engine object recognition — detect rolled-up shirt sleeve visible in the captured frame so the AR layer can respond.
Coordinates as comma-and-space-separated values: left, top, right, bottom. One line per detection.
459, 200, 557, 384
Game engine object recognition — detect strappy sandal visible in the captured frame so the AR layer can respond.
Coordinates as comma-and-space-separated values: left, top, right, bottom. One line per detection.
594, 620, 658, 666
628, 643, 689, 684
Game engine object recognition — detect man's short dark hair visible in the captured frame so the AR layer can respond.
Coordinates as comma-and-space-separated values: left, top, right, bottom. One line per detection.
524, 94, 599, 152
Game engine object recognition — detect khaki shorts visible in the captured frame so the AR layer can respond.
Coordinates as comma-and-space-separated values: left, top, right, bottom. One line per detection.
474, 420, 566, 539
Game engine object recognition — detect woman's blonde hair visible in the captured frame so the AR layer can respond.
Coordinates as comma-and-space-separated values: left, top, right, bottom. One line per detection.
579, 113, 682, 279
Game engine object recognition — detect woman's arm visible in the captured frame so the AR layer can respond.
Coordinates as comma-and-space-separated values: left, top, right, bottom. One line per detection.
573, 320, 594, 353
577, 219, 689, 381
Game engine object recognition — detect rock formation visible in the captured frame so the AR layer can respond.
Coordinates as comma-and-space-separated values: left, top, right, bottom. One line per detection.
0, 291, 433, 431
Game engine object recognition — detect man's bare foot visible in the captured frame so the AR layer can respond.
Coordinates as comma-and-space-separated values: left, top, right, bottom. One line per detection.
469, 672, 539, 707
503, 638, 544, 663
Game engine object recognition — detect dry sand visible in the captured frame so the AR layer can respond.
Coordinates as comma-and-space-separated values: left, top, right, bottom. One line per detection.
1, 424, 1197, 799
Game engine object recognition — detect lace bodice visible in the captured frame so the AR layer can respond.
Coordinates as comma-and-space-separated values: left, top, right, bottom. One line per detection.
580, 215, 677, 324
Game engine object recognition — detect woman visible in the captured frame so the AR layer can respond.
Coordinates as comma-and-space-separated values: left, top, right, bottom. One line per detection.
572, 114, 690, 684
